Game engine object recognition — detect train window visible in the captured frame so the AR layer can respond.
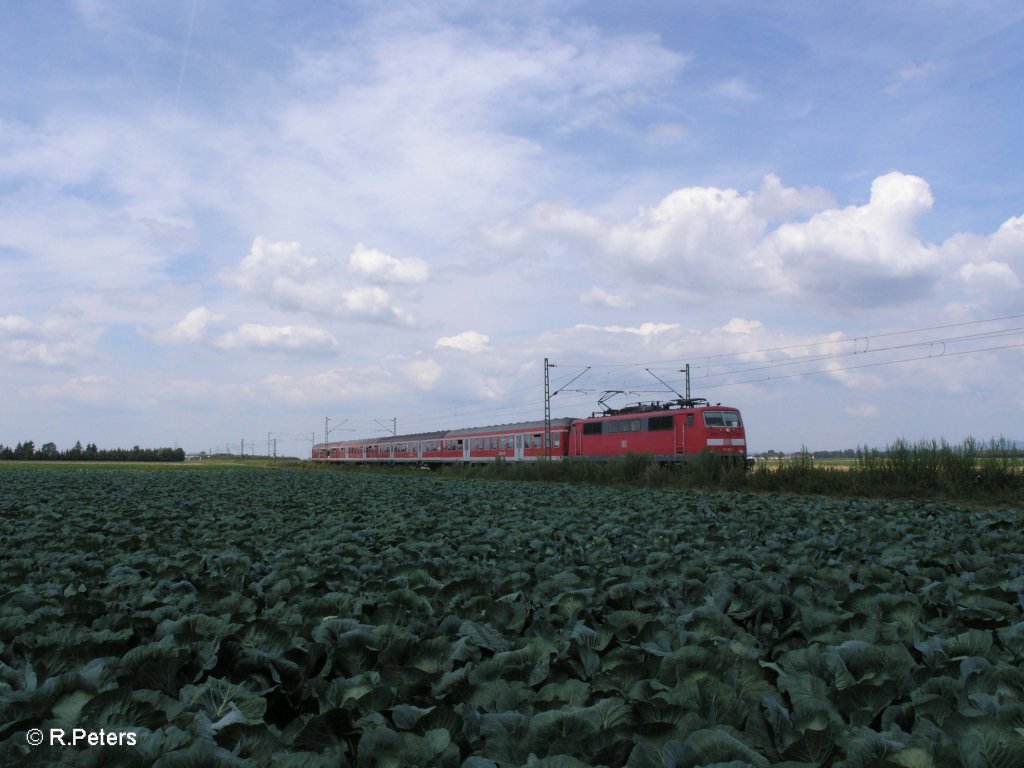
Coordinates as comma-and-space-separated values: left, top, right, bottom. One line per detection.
686, 414, 695, 428
583, 422, 602, 435
533, 434, 541, 448
554, 434, 560, 447
648, 415, 673, 431
704, 411, 741, 428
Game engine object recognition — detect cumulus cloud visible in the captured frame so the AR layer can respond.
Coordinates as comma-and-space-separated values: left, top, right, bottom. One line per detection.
510, 179, 772, 295
942, 214, 1024, 304
348, 243, 429, 284
215, 324, 338, 353
0, 316, 34, 335
407, 358, 443, 389
262, 366, 396, 407
151, 308, 338, 354
435, 330, 490, 353
221, 237, 415, 325
154, 306, 223, 344
580, 287, 632, 309
721, 318, 764, 334
608, 185, 766, 280
0, 314, 100, 367
575, 322, 680, 336
760, 172, 939, 306
750, 174, 834, 222
958, 261, 1021, 293
511, 172, 980, 312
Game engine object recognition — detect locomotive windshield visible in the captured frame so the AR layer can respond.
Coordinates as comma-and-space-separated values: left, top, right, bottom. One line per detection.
703, 410, 742, 428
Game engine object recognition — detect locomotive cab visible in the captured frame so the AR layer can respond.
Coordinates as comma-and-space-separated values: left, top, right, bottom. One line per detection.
568, 399, 747, 463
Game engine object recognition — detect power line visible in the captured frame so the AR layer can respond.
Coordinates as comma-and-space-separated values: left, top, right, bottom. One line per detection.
556, 313, 1024, 370
691, 338, 1024, 391
315, 314, 1024, 444
670, 326, 1024, 381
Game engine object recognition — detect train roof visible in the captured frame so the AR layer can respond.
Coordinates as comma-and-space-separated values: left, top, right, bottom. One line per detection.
584, 399, 737, 418
447, 418, 572, 436
318, 429, 448, 449
315, 418, 574, 450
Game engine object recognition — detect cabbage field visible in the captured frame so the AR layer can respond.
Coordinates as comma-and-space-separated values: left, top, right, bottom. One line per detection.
1, 465, 1023, 767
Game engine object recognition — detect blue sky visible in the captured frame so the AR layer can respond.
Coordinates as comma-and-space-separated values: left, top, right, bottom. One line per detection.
1, 0, 1022, 455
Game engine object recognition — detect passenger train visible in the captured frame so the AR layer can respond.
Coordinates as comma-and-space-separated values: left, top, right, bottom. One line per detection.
311, 398, 746, 465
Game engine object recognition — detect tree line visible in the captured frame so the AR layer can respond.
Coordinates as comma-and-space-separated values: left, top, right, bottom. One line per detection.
0, 440, 185, 462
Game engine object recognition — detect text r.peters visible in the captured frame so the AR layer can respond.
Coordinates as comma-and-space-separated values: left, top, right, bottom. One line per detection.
49, 728, 138, 747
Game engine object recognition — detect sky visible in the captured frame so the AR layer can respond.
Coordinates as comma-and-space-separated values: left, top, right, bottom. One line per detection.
1, 0, 1022, 456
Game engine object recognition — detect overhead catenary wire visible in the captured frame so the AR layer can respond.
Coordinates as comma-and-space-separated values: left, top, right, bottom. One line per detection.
688, 338, 1024, 392
319, 313, 1023, 443
657, 326, 1024, 382
555, 312, 1024, 370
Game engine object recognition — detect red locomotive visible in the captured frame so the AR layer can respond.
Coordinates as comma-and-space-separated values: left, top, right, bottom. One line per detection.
312, 398, 746, 464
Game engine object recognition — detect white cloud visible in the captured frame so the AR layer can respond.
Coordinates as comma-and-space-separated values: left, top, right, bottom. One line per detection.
958, 261, 1021, 293
262, 367, 394, 407
721, 318, 764, 334
156, 306, 222, 344
576, 322, 680, 336
580, 287, 632, 309
515, 181, 772, 295
0, 314, 100, 367
758, 173, 940, 307
845, 403, 880, 419
0, 315, 34, 335
435, 330, 490, 353
504, 173, 976, 311
750, 174, 834, 222
348, 243, 429, 284
646, 122, 688, 143
885, 62, 937, 96
221, 237, 415, 325
942, 214, 1024, 305
34, 374, 117, 405
711, 77, 759, 101
215, 324, 338, 353
267, 19, 688, 237
407, 358, 443, 389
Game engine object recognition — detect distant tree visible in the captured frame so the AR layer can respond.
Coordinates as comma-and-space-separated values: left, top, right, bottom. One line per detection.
66, 440, 84, 460
39, 442, 60, 459
13, 441, 35, 460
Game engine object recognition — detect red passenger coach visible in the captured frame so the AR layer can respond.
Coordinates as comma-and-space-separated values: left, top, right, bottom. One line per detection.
311, 419, 573, 464
448, 419, 572, 462
312, 400, 746, 465
568, 399, 746, 463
